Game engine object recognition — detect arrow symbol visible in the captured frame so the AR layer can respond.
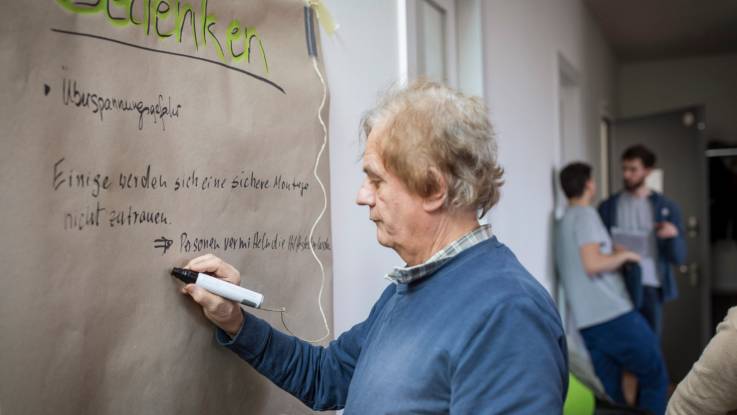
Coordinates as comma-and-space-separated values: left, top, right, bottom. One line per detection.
153, 236, 173, 255
44, 84, 50, 96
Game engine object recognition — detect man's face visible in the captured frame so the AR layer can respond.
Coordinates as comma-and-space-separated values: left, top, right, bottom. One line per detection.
622, 158, 650, 191
356, 125, 425, 253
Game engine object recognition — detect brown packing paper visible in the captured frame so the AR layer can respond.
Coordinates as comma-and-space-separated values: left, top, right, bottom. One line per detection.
0, 1, 332, 414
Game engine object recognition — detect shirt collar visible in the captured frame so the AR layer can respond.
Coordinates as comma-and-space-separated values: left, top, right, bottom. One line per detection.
385, 224, 493, 285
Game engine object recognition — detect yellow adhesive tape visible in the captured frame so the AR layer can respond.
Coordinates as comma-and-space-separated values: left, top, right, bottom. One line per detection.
307, 0, 338, 35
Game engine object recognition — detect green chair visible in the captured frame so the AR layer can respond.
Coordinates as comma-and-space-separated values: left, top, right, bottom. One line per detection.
564, 373, 596, 415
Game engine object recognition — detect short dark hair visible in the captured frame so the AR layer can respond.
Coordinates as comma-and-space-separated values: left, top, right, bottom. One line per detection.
559, 162, 592, 199
621, 144, 656, 168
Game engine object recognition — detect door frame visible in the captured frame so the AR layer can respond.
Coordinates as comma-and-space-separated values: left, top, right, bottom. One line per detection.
401, 0, 458, 87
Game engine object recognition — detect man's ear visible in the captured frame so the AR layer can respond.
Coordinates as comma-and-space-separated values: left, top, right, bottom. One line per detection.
422, 168, 448, 213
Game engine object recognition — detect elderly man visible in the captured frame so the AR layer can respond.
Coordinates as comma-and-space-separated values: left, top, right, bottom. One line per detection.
179, 81, 568, 413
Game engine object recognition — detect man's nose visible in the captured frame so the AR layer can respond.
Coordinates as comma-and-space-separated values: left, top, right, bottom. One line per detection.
356, 181, 375, 206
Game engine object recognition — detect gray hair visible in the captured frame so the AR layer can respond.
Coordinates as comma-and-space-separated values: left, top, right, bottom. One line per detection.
360, 80, 504, 217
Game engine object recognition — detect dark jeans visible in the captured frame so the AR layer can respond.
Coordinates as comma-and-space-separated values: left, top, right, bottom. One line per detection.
638, 286, 662, 337
581, 311, 668, 415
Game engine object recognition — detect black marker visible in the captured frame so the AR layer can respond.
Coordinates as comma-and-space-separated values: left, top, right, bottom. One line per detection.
171, 267, 264, 308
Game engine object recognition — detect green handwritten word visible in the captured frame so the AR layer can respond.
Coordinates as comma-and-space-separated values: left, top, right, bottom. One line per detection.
56, 0, 269, 73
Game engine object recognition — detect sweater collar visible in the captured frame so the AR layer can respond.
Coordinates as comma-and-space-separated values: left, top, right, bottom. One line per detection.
385, 224, 493, 285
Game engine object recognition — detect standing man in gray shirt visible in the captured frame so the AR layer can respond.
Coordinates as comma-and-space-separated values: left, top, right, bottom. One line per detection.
599, 145, 687, 336
556, 162, 669, 415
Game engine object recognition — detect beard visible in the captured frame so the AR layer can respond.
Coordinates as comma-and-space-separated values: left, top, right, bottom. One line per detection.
623, 178, 645, 191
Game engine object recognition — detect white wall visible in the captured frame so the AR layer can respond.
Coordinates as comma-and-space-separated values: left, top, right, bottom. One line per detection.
618, 53, 737, 145
321, 1, 401, 337
482, 0, 616, 291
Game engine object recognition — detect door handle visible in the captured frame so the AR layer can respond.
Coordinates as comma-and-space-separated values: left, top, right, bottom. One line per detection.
678, 263, 700, 287
687, 216, 699, 238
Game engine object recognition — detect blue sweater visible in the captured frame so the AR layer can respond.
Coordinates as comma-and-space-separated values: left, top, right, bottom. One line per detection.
216, 237, 568, 413
598, 191, 687, 302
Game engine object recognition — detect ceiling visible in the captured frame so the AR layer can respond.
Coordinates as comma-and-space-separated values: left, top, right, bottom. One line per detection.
585, 0, 737, 62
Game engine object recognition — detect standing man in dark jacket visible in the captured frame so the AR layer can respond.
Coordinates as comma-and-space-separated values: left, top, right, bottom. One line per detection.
599, 145, 687, 336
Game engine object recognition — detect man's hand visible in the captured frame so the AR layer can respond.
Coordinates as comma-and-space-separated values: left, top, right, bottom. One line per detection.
180, 254, 245, 337
613, 244, 640, 263
656, 221, 679, 239
618, 250, 641, 264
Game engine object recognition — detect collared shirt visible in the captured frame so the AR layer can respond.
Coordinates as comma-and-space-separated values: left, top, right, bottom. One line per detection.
385, 224, 494, 285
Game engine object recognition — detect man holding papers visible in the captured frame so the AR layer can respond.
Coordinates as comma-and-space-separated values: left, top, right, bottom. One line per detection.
599, 145, 687, 336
